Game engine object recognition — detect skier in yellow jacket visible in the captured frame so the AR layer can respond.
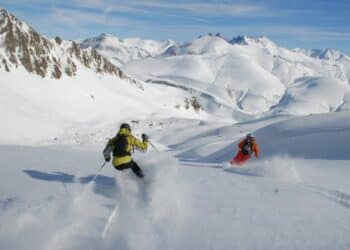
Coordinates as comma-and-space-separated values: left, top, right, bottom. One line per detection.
103, 123, 148, 178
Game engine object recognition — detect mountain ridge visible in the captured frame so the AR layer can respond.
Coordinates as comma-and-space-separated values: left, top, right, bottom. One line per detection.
81, 33, 176, 66
124, 33, 350, 115
0, 8, 137, 84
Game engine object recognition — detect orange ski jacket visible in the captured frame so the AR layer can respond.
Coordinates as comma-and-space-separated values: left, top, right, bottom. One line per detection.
238, 139, 260, 157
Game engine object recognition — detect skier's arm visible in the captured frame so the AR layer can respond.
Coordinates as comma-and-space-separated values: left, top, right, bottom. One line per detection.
238, 140, 245, 149
131, 136, 148, 151
104, 138, 114, 150
103, 138, 114, 161
253, 143, 260, 158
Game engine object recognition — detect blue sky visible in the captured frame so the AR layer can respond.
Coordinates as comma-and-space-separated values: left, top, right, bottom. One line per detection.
1, 0, 350, 54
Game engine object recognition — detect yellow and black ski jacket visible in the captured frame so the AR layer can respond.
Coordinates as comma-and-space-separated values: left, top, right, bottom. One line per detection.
104, 128, 148, 167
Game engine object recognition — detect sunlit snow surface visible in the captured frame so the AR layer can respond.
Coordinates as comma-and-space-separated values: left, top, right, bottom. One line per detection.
1, 113, 350, 250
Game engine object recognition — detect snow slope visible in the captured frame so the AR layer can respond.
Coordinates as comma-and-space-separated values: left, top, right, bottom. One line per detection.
0, 68, 210, 145
171, 111, 350, 164
255, 112, 350, 159
1, 112, 350, 250
272, 77, 349, 115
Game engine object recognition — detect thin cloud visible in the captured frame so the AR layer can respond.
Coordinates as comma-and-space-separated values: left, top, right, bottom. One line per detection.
69, 0, 269, 17
124, 1, 266, 16
50, 7, 145, 27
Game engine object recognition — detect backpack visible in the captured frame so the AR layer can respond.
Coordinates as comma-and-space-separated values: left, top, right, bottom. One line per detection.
241, 140, 253, 155
112, 134, 131, 157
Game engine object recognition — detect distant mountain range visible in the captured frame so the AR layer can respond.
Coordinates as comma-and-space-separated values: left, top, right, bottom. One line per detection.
122, 34, 350, 115
81, 30, 350, 115
82, 32, 349, 65
1, 7, 350, 123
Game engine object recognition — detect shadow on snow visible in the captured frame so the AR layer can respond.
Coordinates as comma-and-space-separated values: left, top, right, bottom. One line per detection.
23, 169, 116, 198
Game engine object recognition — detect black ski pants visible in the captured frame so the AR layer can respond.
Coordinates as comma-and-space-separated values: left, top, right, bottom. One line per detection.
115, 160, 144, 178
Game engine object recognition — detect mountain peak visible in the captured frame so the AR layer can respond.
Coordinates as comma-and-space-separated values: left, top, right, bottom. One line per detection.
81, 33, 176, 65
294, 47, 348, 61
1, 8, 17, 22
97, 33, 120, 42
0, 8, 133, 81
0, 8, 33, 34
163, 34, 232, 56
0, 8, 54, 76
231, 35, 276, 49
81, 33, 122, 50
230, 35, 249, 45
319, 48, 343, 60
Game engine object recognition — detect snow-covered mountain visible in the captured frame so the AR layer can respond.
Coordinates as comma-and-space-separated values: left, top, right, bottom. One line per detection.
294, 47, 350, 61
81, 33, 176, 66
79, 32, 350, 117
0, 9, 132, 81
230, 35, 279, 49
124, 34, 350, 115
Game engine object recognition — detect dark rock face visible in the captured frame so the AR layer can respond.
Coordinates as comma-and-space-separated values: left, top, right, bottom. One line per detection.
55, 36, 62, 45
0, 8, 133, 82
230, 35, 248, 45
0, 9, 52, 77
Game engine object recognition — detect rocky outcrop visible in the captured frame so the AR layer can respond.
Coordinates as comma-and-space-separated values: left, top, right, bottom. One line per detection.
0, 8, 136, 84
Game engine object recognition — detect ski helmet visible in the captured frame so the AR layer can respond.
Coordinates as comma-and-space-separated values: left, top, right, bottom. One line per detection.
246, 133, 255, 139
120, 123, 131, 131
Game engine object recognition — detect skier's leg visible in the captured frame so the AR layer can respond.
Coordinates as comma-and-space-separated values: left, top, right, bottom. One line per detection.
131, 161, 144, 178
231, 152, 251, 166
238, 154, 251, 166
230, 152, 241, 165
231, 151, 244, 165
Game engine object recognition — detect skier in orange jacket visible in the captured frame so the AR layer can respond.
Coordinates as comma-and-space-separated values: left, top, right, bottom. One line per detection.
230, 134, 259, 166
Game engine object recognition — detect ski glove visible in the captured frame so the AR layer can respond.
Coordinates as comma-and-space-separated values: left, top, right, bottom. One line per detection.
141, 133, 149, 142
103, 145, 112, 162
104, 155, 111, 162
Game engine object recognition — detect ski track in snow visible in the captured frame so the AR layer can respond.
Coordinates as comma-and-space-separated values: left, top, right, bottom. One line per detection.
300, 184, 350, 209
102, 203, 118, 239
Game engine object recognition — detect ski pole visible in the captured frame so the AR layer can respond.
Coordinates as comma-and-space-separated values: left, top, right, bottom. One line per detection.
90, 161, 107, 183
149, 140, 159, 152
